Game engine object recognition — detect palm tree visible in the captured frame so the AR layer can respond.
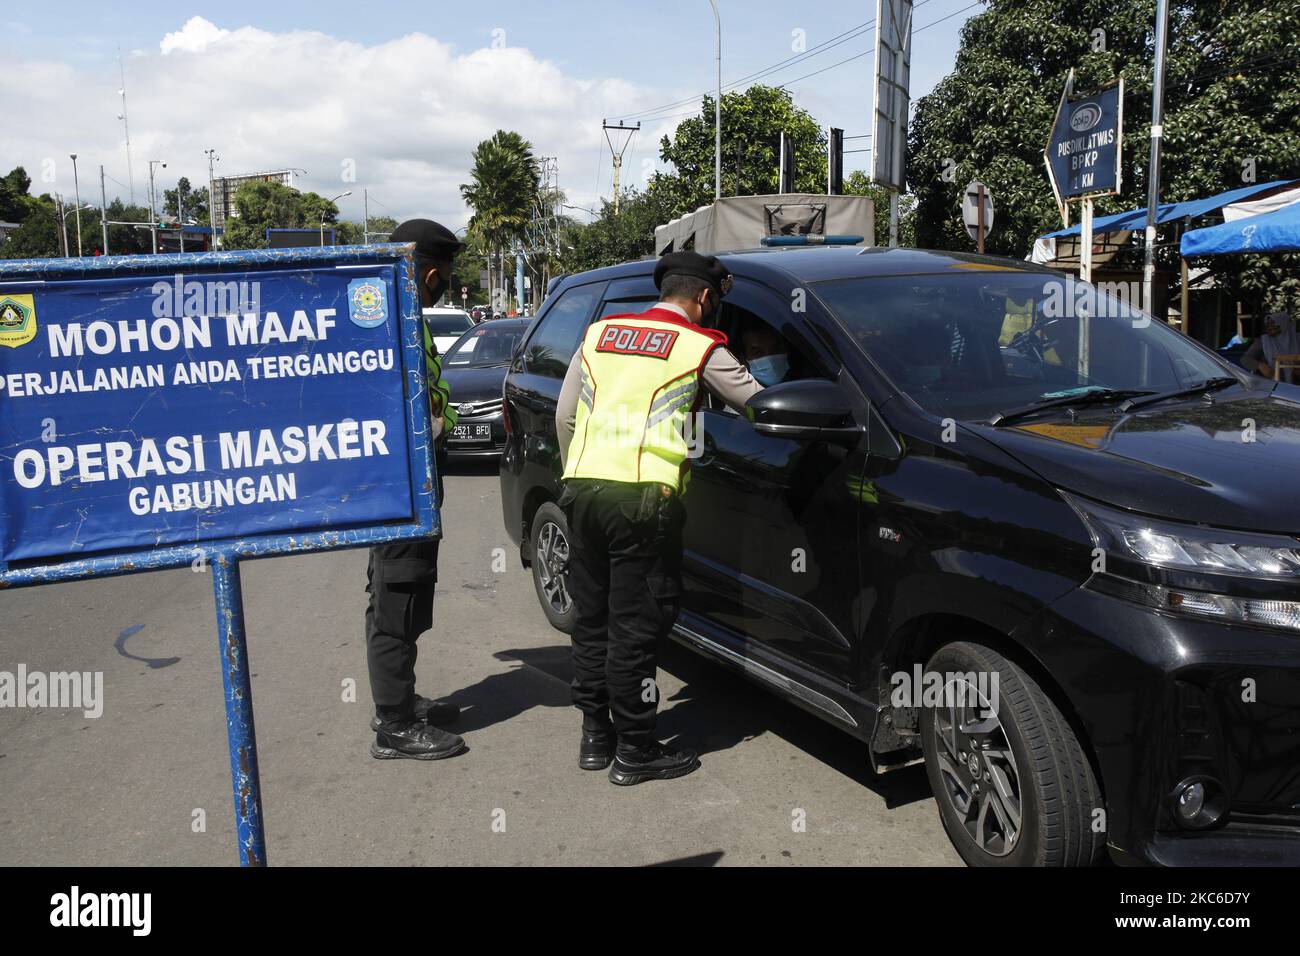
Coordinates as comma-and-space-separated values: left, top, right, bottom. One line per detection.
461, 130, 540, 310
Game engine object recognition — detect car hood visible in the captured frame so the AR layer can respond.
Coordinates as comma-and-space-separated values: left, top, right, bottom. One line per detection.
443, 364, 508, 403
967, 388, 1300, 533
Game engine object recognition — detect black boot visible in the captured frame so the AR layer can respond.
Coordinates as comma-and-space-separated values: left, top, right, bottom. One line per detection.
370, 694, 460, 732
608, 741, 700, 785
371, 719, 467, 760
579, 715, 616, 771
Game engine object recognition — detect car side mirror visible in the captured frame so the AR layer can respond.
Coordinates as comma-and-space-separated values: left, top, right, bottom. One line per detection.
746, 379, 864, 445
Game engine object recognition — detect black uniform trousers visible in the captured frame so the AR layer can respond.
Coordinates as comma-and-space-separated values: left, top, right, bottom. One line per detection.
562, 479, 685, 748
365, 445, 446, 723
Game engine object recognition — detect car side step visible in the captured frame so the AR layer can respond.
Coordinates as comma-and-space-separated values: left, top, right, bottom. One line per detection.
671, 621, 859, 729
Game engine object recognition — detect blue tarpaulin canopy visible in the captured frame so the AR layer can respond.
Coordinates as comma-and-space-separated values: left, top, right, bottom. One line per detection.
1038, 179, 1298, 240
1180, 199, 1300, 257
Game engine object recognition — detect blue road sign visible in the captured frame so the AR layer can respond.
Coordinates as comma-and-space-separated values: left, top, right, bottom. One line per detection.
0, 244, 439, 865
1046, 83, 1124, 201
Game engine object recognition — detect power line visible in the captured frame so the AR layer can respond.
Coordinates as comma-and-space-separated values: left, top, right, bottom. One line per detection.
777, 1, 984, 92
621, 3, 941, 123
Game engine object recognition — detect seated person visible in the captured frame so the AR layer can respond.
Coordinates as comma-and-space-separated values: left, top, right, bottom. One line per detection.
1243, 312, 1300, 381
737, 319, 791, 386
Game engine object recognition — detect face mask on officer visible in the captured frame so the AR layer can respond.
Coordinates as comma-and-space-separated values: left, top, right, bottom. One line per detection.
419, 261, 452, 307
697, 287, 720, 327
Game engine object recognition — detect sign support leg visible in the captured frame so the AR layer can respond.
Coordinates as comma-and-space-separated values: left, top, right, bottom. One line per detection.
211, 553, 267, 866
1080, 196, 1094, 284
889, 189, 899, 248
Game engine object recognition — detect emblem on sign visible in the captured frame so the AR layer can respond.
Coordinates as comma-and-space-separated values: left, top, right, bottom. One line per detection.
0, 294, 37, 349
347, 278, 388, 329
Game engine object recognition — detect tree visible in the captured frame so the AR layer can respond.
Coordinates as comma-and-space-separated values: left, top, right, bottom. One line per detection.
221, 180, 339, 249
0, 166, 32, 223
908, 0, 1300, 309
461, 130, 540, 307
1, 195, 58, 259
657, 85, 827, 215
556, 183, 680, 275
555, 85, 854, 273
163, 177, 208, 223
843, 170, 916, 247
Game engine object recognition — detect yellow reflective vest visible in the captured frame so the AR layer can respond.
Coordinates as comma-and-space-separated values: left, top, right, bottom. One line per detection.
562, 308, 726, 492
423, 322, 458, 434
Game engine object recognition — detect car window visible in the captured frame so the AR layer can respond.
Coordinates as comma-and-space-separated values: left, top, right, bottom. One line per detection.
425, 312, 472, 335
445, 325, 524, 367
522, 282, 603, 378
596, 297, 658, 320
815, 272, 1229, 422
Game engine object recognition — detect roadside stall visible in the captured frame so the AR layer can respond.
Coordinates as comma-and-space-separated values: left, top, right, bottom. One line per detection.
1031, 179, 1299, 338
1181, 197, 1300, 379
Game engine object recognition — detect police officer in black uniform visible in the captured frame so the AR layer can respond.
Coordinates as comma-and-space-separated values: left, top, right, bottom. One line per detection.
554, 252, 763, 784
366, 218, 467, 761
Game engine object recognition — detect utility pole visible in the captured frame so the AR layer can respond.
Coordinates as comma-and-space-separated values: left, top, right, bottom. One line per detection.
363, 189, 370, 243
205, 148, 220, 250
178, 181, 186, 253
99, 165, 109, 255
70, 153, 83, 256
56, 194, 68, 257
1142, 0, 1171, 315
148, 159, 167, 254
709, 0, 722, 200
602, 120, 639, 215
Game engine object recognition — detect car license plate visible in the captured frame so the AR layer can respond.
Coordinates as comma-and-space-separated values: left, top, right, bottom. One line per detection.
451, 423, 492, 441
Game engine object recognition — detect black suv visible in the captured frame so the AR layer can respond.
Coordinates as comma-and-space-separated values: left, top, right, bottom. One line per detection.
499, 245, 1300, 867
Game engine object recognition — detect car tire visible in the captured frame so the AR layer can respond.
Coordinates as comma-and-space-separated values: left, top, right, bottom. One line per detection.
919, 641, 1105, 867
530, 502, 575, 634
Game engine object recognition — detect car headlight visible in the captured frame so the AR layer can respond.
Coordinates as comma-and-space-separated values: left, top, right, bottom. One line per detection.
1063, 492, 1300, 632
1063, 492, 1300, 580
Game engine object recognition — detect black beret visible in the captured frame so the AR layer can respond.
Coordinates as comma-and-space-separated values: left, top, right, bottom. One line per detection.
653, 251, 733, 297
391, 218, 464, 260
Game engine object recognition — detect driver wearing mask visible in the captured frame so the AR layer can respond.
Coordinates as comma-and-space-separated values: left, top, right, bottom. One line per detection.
739, 320, 791, 386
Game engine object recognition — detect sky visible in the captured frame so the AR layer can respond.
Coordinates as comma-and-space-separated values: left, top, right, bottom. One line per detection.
1, 0, 981, 230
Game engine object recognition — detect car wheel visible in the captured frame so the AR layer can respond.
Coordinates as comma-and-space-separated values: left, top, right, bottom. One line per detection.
530, 502, 575, 634
919, 641, 1105, 867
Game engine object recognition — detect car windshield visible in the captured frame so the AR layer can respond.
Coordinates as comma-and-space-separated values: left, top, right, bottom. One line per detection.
445, 325, 522, 368
425, 312, 472, 335
814, 271, 1232, 422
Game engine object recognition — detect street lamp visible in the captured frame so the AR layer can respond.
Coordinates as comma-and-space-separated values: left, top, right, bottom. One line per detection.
322, 191, 352, 246
70, 153, 83, 256
708, 0, 721, 200
148, 159, 167, 253
60, 201, 93, 258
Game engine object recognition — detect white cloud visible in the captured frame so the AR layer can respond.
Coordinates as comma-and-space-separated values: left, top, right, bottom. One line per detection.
1, 17, 684, 230
159, 16, 230, 54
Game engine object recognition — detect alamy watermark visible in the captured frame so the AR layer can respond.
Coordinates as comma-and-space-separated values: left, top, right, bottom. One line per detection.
151, 274, 261, 319
0, 664, 103, 718
890, 664, 1000, 716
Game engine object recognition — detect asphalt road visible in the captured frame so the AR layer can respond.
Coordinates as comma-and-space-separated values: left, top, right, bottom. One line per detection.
0, 460, 959, 866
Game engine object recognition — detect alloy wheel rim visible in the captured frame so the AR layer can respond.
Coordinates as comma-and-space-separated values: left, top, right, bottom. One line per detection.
932, 678, 1022, 857
535, 521, 572, 614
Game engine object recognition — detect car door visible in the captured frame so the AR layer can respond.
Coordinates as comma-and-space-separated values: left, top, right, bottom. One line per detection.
506, 280, 606, 475
681, 276, 869, 683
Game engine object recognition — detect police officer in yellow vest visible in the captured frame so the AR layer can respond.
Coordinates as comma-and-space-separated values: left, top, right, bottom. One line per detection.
366, 219, 466, 761
556, 251, 763, 784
